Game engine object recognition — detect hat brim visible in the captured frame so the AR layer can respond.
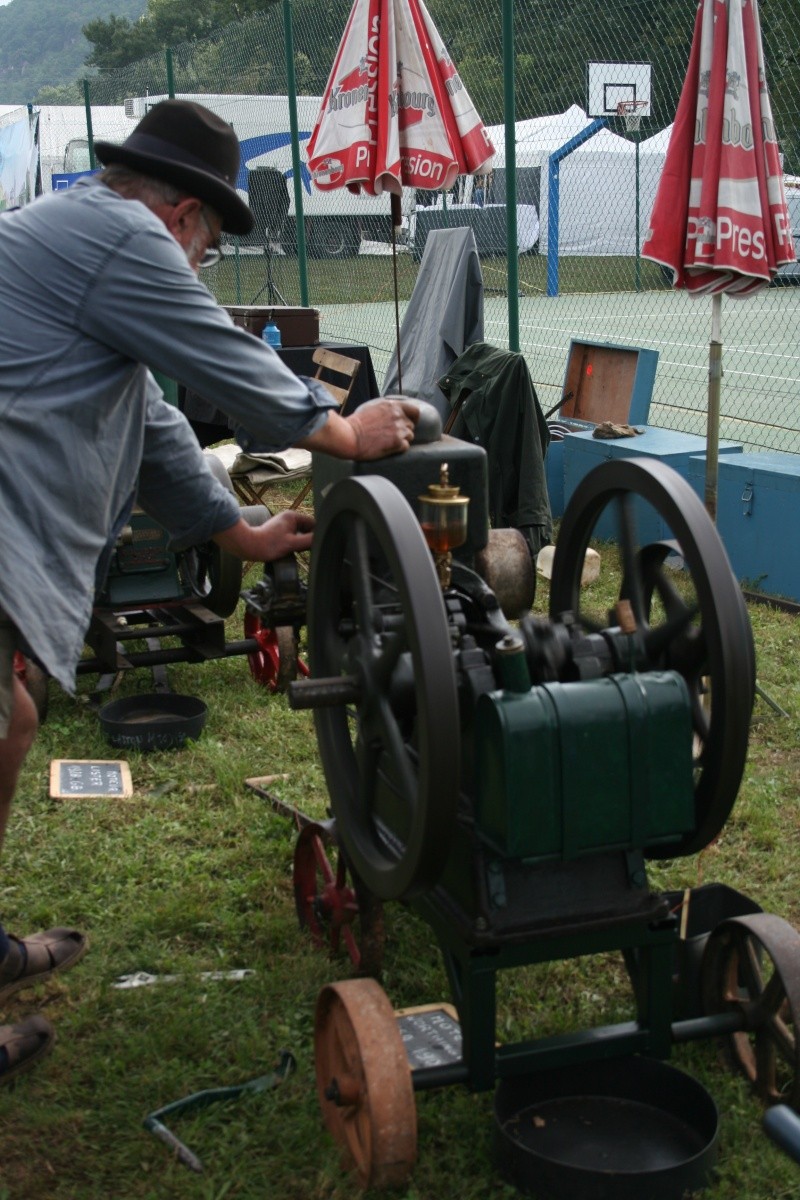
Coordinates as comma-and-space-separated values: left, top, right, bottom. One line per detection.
94, 141, 255, 236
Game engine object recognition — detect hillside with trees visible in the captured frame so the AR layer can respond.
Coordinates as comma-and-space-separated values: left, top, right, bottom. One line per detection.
74, 0, 796, 160
1, 0, 796, 174
0, 0, 146, 104
83, 0, 277, 71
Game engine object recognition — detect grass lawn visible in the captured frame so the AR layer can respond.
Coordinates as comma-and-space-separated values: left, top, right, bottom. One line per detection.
1, 502, 799, 1199
201, 247, 670, 309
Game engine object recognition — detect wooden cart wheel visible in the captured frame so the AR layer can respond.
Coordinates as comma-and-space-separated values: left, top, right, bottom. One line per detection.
293, 822, 385, 976
701, 913, 800, 1107
315, 978, 416, 1188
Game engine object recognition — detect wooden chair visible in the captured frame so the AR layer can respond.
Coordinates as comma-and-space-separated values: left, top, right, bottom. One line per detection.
290, 347, 361, 509
310, 346, 361, 410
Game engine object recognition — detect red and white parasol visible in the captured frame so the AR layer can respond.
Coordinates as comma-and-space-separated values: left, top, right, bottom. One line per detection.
642, 0, 796, 516
305, 0, 495, 390
306, 0, 495, 198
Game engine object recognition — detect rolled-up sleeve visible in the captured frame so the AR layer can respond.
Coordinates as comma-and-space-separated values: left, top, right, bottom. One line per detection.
80, 218, 339, 451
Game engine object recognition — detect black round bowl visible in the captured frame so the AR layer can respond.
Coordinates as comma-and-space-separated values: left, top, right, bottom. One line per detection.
494, 1055, 718, 1200
98, 692, 207, 752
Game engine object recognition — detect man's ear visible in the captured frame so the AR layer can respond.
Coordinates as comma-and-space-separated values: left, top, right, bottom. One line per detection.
157, 197, 200, 239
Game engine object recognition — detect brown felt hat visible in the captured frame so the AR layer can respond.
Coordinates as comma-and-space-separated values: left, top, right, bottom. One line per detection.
94, 99, 254, 235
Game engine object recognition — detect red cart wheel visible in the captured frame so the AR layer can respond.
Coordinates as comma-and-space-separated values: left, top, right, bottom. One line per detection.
244, 613, 308, 692
293, 822, 384, 976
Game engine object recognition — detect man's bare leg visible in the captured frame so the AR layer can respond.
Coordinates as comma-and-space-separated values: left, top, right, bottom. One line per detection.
0, 672, 86, 1081
0, 671, 57, 1080
0, 675, 38, 852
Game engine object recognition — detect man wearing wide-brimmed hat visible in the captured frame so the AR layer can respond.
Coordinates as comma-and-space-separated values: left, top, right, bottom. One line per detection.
0, 100, 418, 1082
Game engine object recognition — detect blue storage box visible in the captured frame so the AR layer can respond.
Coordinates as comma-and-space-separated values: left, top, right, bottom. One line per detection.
563, 428, 743, 544
546, 340, 658, 517
687, 451, 800, 601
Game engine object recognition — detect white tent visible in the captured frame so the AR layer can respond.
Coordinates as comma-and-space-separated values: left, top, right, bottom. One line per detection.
486, 104, 596, 168
0, 105, 26, 124
639, 125, 674, 154
552, 121, 669, 256
485, 106, 670, 257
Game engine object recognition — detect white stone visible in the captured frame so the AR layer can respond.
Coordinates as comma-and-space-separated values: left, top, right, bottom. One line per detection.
536, 544, 601, 587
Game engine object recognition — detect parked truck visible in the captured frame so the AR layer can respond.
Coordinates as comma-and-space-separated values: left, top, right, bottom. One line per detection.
123, 93, 413, 258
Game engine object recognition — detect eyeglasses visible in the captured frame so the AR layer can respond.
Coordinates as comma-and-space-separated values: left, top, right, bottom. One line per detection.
198, 206, 222, 269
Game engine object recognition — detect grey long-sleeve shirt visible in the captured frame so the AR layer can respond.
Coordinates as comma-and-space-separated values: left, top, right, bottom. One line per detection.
0, 176, 337, 689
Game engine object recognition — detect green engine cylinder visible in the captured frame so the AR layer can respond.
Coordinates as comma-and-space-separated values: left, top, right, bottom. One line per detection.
99, 512, 182, 606
475, 670, 695, 861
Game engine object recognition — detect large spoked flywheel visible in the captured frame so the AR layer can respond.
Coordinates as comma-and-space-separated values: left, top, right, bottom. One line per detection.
549, 457, 755, 858
306, 476, 460, 902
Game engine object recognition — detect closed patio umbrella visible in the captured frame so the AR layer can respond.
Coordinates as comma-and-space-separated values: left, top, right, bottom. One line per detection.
305, 0, 495, 388
642, 0, 796, 519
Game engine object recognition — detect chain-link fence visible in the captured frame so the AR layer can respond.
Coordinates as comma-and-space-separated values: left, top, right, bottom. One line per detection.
64, 1, 800, 452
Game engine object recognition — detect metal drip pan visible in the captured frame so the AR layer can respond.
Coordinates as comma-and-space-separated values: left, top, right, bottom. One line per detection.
494, 1056, 718, 1199
98, 692, 207, 751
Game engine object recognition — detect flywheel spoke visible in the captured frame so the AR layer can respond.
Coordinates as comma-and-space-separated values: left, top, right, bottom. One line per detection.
616, 495, 646, 625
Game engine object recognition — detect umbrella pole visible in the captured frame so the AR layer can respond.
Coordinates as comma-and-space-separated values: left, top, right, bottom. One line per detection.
704, 293, 723, 523
391, 193, 403, 394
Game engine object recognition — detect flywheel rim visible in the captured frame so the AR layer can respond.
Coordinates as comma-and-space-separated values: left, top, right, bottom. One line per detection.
307, 475, 460, 901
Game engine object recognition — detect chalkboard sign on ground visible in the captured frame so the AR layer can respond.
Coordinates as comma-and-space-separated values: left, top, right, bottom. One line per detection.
50, 760, 133, 799
395, 1004, 463, 1072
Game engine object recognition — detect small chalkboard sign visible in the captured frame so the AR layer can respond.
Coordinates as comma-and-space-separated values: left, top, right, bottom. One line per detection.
50, 760, 133, 799
395, 1004, 463, 1072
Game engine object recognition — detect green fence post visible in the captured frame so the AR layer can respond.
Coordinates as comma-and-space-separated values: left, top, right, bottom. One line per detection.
502, 0, 519, 352
83, 79, 96, 169
283, 0, 309, 306
166, 48, 175, 99
635, 136, 641, 292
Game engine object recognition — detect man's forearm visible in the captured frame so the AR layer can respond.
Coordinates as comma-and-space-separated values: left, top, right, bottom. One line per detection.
296, 399, 418, 461
296, 411, 359, 458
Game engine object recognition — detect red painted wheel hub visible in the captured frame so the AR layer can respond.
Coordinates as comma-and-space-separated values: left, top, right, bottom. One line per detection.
244, 612, 308, 692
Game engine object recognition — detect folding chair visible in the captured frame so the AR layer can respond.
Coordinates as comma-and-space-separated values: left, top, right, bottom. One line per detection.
290, 347, 361, 509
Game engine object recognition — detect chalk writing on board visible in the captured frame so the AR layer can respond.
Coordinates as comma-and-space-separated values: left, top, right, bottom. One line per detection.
396, 1008, 463, 1071
50, 760, 133, 799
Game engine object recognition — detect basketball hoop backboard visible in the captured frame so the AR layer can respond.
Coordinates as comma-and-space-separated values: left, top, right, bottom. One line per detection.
587, 62, 652, 118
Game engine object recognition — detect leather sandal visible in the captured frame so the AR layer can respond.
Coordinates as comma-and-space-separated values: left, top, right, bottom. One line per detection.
0, 1015, 55, 1083
0, 928, 88, 1003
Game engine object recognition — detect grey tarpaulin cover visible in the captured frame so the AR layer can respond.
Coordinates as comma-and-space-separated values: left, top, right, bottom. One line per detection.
382, 227, 484, 418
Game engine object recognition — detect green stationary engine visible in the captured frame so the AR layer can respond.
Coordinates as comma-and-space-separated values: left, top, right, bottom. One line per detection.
280, 430, 786, 1192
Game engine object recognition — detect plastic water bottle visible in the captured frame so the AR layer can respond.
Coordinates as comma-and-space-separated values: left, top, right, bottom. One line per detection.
261, 320, 282, 348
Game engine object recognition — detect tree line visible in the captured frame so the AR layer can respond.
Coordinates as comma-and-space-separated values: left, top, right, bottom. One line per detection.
9, 0, 798, 174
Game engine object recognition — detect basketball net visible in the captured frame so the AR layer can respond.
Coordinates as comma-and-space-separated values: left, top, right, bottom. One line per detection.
617, 100, 647, 133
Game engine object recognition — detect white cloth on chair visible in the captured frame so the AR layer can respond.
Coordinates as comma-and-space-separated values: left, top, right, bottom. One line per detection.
206, 442, 312, 484
382, 227, 484, 419
203, 445, 312, 522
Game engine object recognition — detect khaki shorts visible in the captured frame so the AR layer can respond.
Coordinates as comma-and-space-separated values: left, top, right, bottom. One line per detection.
0, 611, 20, 739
